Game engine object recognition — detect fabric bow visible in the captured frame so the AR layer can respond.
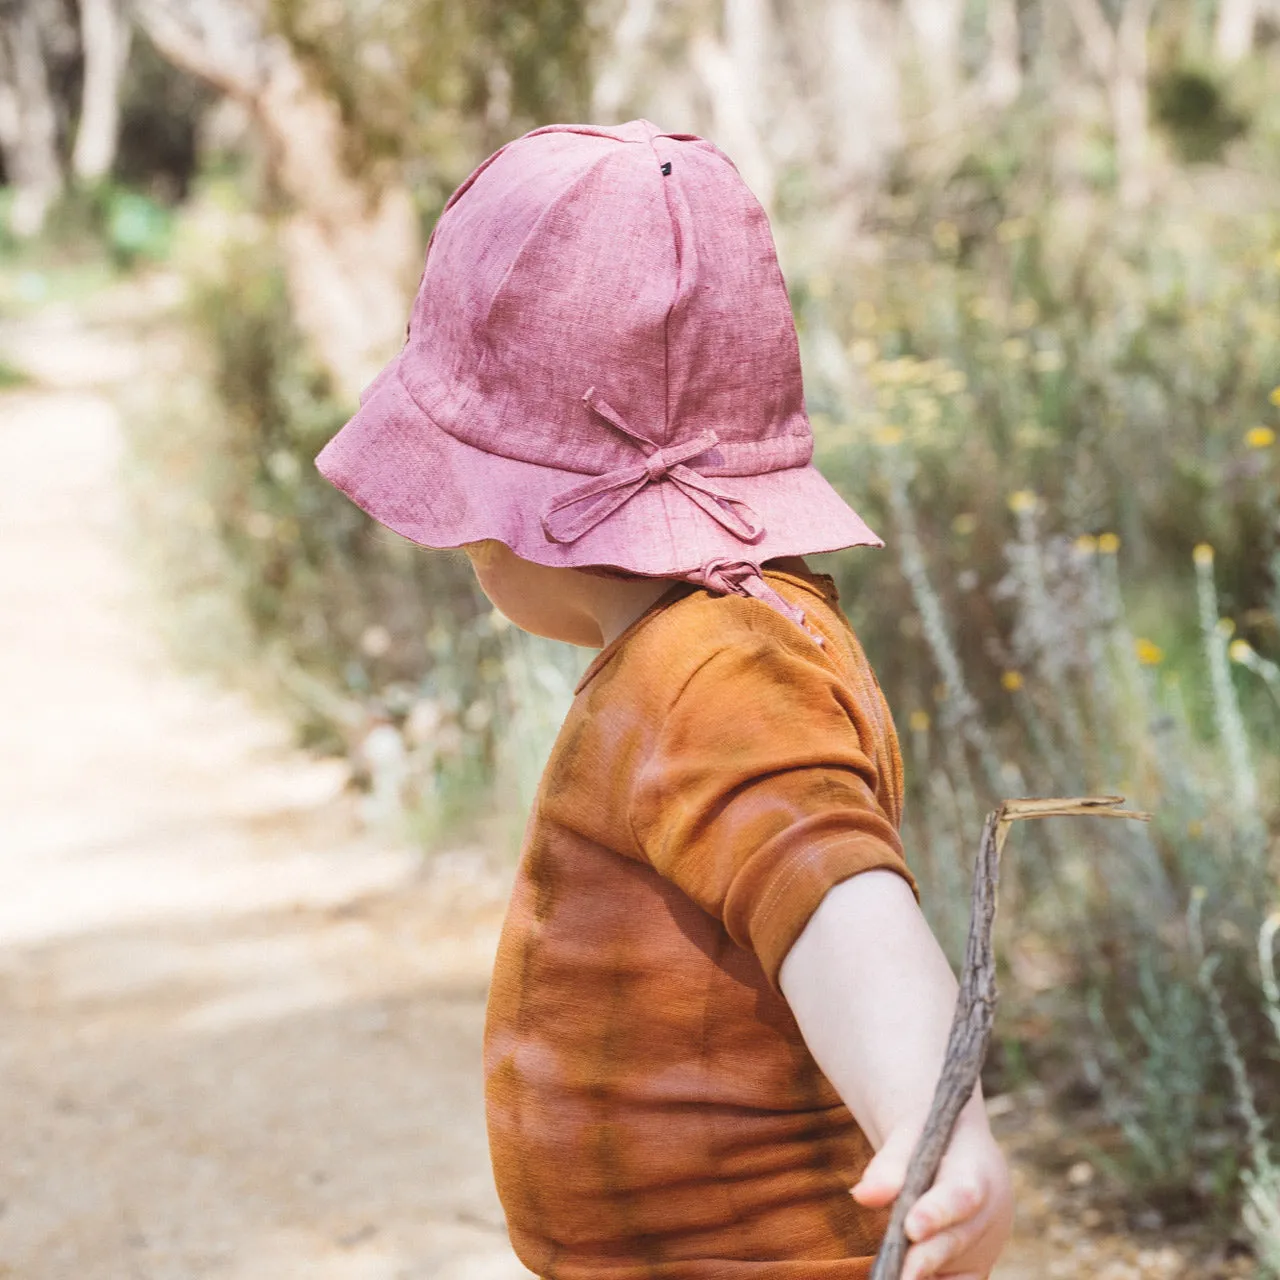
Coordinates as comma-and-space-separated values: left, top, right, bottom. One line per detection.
541, 388, 767, 545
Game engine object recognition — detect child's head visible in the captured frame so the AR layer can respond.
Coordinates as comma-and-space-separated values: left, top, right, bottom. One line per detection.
317, 120, 881, 641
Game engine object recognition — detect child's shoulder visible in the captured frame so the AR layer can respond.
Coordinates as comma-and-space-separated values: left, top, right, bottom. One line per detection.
577, 569, 866, 711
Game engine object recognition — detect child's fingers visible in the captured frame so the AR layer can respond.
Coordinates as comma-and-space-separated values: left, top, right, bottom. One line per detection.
903, 1175, 985, 1241
849, 1126, 917, 1208
899, 1209, 991, 1280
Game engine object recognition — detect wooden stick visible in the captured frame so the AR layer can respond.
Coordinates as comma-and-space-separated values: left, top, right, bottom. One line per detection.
869, 796, 1151, 1280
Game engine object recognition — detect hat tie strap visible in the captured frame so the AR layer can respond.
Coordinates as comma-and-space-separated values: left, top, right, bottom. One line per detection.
541, 388, 766, 545
687, 557, 825, 647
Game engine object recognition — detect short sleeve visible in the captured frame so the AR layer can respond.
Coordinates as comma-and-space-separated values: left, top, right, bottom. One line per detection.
628, 637, 917, 990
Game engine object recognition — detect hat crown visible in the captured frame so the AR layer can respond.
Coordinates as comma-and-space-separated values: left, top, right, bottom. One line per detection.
397, 120, 812, 478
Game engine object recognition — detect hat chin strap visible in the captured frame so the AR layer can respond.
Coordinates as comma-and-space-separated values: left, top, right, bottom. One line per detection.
686, 558, 824, 647
541, 388, 822, 644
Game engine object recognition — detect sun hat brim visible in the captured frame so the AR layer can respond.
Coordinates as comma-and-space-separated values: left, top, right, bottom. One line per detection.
316, 362, 883, 577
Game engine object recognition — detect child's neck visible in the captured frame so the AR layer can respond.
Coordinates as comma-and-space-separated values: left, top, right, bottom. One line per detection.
588, 556, 812, 648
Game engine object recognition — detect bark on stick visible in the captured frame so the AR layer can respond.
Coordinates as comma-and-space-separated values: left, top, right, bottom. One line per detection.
869, 796, 1150, 1280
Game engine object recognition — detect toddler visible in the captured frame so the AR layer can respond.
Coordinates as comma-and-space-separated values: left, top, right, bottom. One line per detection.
317, 120, 1013, 1279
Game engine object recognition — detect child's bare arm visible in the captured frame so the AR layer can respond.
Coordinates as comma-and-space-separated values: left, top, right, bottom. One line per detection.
778, 869, 1014, 1280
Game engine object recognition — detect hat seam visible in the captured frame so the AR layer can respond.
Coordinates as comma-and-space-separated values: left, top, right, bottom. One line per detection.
479, 145, 630, 347
649, 130, 680, 442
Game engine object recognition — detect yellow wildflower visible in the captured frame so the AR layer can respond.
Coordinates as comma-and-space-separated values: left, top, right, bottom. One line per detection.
1245, 425, 1276, 449
996, 216, 1033, 243
1074, 534, 1098, 555
969, 296, 998, 322
952, 512, 978, 536
1229, 639, 1253, 663
913, 397, 941, 426
1001, 670, 1024, 692
1134, 638, 1164, 666
933, 220, 960, 253
1008, 489, 1039, 515
1187, 819, 1204, 839
1012, 299, 1040, 328
873, 424, 906, 447
1002, 338, 1029, 362
1216, 617, 1236, 638
1193, 542, 1214, 566
1270, 386, 1280, 407
1015, 421, 1050, 449
908, 709, 931, 733
1098, 532, 1121, 554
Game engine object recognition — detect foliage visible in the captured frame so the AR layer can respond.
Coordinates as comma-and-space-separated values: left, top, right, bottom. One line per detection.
267, 0, 596, 222
0, 180, 173, 275
1152, 65, 1249, 163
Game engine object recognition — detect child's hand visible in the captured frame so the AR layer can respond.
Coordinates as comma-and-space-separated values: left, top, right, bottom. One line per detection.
851, 1106, 1014, 1280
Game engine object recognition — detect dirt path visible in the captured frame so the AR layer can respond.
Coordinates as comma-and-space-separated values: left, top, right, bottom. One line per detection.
0, 280, 533, 1280
0, 278, 1203, 1280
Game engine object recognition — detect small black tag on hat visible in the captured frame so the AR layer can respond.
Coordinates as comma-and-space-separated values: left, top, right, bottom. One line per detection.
660, 161, 672, 176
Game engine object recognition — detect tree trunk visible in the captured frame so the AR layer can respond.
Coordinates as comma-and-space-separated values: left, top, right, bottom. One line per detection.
1215, 0, 1259, 62
591, 0, 658, 120
0, 0, 65, 237
134, 0, 420, 403
1063, 0, 1154, 210
1112, 0, 1154, 209
688, 0, 776, 212
72, 0, 129, 183
983, 0, 1022, 108
817, 0, 902, 192
259, 52, 420, 402
903, 0, 965, 103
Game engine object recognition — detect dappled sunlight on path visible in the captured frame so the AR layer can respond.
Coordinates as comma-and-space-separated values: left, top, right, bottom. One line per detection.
0, 284, 533, 1279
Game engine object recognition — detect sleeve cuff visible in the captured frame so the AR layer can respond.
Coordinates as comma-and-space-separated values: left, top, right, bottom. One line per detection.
751, 836, 920, 992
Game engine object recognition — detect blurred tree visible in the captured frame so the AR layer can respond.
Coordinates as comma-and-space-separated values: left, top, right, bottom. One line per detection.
903, 0, 965, 102
591, 0, 905, 245
134, 0, 420, 402
71, 0, 129, 182
134, 0, 595, 399
980, 0, 1022, 108
0, 0, 66, 235
1215, 0, 1260, 61
1063, 0, 1157, 208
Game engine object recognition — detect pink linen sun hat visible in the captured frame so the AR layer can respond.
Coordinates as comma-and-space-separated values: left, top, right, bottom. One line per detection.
316, 119, 882, 635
